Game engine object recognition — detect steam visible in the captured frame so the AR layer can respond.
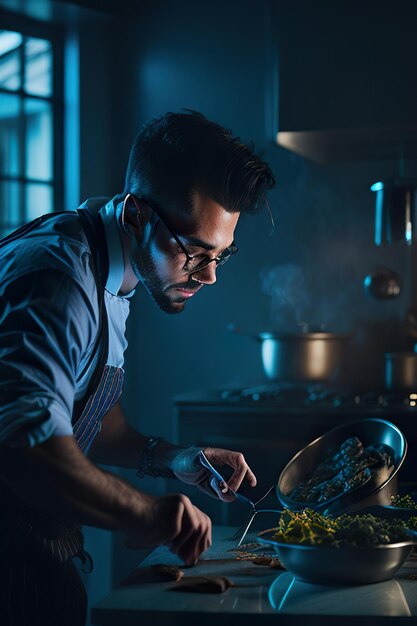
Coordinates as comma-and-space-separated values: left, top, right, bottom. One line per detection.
260, 264, 310, 331
260, 263, 351, 333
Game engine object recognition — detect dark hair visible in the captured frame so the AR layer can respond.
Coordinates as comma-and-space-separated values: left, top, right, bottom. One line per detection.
123, 110, 275, 215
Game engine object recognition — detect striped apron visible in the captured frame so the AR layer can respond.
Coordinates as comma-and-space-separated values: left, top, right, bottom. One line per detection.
0, 209, 123, 626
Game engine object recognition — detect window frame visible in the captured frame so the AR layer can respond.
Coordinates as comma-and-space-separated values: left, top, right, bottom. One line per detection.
0, 10, 64, 229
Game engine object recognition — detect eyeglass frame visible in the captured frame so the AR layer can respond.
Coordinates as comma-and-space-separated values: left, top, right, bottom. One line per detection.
124, 193, 239, 275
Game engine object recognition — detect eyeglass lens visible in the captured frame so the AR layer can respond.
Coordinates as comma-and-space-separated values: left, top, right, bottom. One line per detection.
184, 247, 236, 273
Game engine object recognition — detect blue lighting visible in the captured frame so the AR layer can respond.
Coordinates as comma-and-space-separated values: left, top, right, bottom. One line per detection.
406, 223, 412, 243
371, 181, 384, 192
272, 575, 296, 611
0, 30, 22, 56
64, 31, 80, 211
374, 188, 384, 245
363, 275, 372, 289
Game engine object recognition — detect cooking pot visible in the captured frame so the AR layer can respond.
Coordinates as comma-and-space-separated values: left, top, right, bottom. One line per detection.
258, 332, 350, 383
385, 351, 417, 391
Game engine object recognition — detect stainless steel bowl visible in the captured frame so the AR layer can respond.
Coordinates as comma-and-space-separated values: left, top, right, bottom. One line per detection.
277, 419, 407, 515
257, 529, 414, 585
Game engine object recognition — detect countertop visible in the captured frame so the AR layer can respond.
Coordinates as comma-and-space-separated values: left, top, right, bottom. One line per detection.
91, 526, 417, 626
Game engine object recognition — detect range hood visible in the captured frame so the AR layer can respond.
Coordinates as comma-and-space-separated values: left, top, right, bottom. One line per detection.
277, 127, 417, 164
273, 1, 417, 163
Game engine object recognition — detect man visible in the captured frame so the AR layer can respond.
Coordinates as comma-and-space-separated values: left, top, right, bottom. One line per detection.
0, 111, 275, 625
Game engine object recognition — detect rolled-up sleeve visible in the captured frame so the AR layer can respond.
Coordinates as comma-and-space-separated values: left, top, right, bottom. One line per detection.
0, 269, 98, 447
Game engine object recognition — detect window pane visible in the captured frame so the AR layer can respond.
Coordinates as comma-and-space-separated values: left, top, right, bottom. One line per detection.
24, 98, 53, 181
0, 30, 22, 91
0, 180, 20, 236
24, 37, 52, 97
0, 92, 20, 176
26, 183, 53, 221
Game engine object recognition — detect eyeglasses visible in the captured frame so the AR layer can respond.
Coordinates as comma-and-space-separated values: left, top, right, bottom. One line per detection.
126, 193, 238, 275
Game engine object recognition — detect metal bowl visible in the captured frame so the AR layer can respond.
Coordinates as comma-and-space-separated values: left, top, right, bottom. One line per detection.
277, 419, 407, 515
257, 529, 414, 585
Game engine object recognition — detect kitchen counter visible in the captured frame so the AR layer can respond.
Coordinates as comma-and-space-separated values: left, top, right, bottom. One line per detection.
91, 526, 417, 626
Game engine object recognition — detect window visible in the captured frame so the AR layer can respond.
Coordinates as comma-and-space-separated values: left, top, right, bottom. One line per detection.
0, 25, 62, 237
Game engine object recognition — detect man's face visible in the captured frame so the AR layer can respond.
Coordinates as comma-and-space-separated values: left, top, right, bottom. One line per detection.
130, 190, 239, 314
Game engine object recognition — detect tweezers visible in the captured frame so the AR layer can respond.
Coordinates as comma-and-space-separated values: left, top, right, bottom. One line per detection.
198, 450, 281, 546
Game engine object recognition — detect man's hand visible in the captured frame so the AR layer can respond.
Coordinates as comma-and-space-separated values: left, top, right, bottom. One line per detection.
0, 437, 211, 567
123, 493, 212, 566
171, 446, 257, 502
202, 447, 257, 500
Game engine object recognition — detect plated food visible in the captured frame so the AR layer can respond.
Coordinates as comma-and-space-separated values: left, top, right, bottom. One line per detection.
391, 493, 417, 509
277, 419, 407, 515
257, 509, 417, 585
270, 508, 415, 546
269, 420, 412, 584
289, 437, 394, 504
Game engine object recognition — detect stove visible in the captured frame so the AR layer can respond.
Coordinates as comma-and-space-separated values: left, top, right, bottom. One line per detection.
220, 383, 417, 410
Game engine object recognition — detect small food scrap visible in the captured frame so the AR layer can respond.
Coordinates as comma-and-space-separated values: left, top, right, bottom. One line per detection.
235, 551, 261, 561
236, 542, 262, 551
175, 576, 235, 593
407, 573, 417, 580
252, 556, 273, 566
230, 544, 276, 562
228, 543, 284, 569
150, 564, 184, 582
252, 556, 284, 569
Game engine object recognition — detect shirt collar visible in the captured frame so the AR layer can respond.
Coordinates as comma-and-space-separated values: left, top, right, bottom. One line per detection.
79, 195, 134, 298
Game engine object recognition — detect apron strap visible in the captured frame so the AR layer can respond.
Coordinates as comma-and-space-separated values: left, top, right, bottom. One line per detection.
72, 208, 110, 422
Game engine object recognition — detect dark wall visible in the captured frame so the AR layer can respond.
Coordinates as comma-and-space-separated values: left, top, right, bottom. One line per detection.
276, 0, 417, 131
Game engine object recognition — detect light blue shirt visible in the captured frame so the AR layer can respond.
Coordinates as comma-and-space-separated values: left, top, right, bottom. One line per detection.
0, 196, 133, 448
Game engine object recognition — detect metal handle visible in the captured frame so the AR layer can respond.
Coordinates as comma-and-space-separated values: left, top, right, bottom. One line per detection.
198, 450, 256, 507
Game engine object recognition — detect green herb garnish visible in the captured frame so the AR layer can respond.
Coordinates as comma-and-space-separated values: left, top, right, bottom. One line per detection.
272, 509, 410, 546
390, 494, 417, 509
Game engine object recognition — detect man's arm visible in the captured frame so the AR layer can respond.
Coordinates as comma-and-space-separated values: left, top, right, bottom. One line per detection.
88, 401, 155, 467
88, 401, 257, 498
0, 435, 211, 565
88, 401, 179, 468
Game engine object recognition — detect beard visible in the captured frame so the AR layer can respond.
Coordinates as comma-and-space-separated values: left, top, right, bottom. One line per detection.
130, 242, 197, 314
